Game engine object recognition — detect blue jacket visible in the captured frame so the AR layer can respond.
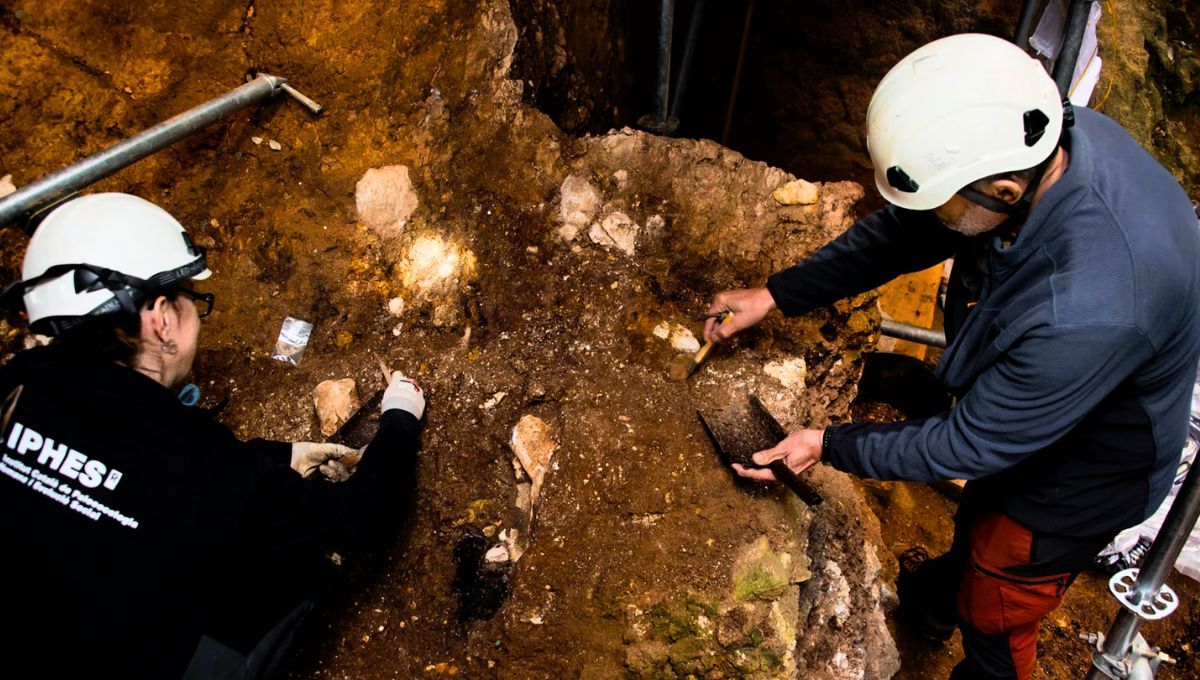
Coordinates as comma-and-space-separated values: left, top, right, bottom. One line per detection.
766, 108, 1200, 536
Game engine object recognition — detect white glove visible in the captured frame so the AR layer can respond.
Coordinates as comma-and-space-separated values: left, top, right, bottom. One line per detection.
381, 370, 425, 419
290, 442, 363, 482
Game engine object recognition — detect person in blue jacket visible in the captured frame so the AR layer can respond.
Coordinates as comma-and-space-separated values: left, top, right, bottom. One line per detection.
705, 34, 1200, 680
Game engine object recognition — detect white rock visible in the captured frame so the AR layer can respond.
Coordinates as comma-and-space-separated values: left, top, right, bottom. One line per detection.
669, 325, 700, 353
250, 136, 263, 145
613, 169, 628, 187
588, 211, 639, 256
510, 415, 557, 505
557, 175, 600, 241
267, 139, 283, 151
652, 321, 670, 340
387, 297, 406, 316
764, 357, 808, 392
481, 391, 507, 410
484, 545, 510, 563
0, 174, 16, 198
356, 165, 419, 233
772, 179, 819, 205
313, 378, 361, 437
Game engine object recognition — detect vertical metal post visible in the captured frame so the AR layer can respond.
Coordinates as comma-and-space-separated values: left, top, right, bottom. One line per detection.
654, 0, 675, 124
1013, 0, 1044, 50
638, 0, 679, 135
721, 0, 754, 146
1052, 0, 1094, 97
1085, 457, 1200, 679
668, 0, 707, 122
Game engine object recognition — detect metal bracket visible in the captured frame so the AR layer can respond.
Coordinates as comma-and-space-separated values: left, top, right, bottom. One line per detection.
1082, 631, 1176, 679
1108, 568, 1179, 621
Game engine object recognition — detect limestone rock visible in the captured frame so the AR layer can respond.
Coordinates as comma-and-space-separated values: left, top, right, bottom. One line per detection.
764, 357, 807, 392
588, 211, 638, 256
356, 165, 419, 233
314, 378, 361, 437
732, 537, 792, 602
510, 415, 556, 505
772, 178, 819, 205
558, 174, 600, 241
668, 325, 700, 353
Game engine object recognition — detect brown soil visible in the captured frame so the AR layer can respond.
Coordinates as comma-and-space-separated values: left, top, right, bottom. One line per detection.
0, 2, 1196, 679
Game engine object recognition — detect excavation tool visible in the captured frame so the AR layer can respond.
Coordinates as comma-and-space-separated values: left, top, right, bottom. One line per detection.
331, 358, 394, 450
697, 395, 823, 507
669, 312, 733, 380
0, 73, 324, 231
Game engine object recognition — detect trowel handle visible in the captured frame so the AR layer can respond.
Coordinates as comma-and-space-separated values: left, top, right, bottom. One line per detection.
693, 312, 735, 364
768, 460, 824, 507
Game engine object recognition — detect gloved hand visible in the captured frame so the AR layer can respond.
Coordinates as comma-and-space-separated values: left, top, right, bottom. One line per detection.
381, 370, 425, 419
290, 442, 363, 482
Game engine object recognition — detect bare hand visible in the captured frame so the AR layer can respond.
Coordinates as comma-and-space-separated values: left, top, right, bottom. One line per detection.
704, 287, 777, 343
732, 428, 824, 482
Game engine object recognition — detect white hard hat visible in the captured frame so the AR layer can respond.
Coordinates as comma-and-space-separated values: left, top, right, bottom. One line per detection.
10, 193, 211, 335
866, 33, 1064, 211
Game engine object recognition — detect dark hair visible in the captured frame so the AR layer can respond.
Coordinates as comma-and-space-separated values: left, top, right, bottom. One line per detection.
52, 288, 181, 364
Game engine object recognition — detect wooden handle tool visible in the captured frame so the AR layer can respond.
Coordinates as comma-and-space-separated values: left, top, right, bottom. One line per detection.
685, 312, 734, 378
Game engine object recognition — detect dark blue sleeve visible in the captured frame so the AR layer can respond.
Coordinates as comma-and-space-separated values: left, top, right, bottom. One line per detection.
823, 323, 1153, 481
766, 205, 963, 316
238, 409, 423, 553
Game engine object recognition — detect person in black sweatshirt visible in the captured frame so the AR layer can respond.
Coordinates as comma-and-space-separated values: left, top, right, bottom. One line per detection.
705, 34, 1200, 680
0, 193, 426, 678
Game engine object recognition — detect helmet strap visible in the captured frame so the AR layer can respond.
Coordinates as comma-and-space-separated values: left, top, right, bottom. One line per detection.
956, 146, 1058, 218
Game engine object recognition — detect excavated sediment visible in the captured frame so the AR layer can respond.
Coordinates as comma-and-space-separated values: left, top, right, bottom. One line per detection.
0, 1, 900, 677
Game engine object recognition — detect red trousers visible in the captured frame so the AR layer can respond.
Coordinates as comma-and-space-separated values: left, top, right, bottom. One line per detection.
954, 512, 1074, 680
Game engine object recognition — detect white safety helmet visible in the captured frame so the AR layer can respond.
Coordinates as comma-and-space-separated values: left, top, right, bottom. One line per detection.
866, 33, 1065, 211
7, 193, 211, 336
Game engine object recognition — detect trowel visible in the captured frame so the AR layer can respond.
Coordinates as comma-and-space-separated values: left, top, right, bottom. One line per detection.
697, 395, 823, 507
330, 358, 394, 451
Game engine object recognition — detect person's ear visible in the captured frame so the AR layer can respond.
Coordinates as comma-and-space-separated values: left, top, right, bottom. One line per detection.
145, 296, 176, 342
990, 178, 1024, 205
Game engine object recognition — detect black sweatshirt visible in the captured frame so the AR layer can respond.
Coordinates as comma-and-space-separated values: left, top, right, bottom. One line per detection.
767, 107, 1200, 537
0, 346, 422, 678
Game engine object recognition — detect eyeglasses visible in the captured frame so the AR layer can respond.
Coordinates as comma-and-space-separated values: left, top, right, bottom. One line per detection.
176, 286, 215, 318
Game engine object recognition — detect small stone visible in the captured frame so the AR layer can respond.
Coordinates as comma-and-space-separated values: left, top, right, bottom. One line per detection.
613, 169, 628, 186
588, 211, 639, 256
314, 378, 361, 437
669, 325, 700, 353
485, 545, 510, 563
511, 415, 556, 505
251, 136, 263, 145
268, 139, 283, 151
481, 391, 507, 410
772, 179, 820, 205
330, 552, 343, 566
652, 322, 670, 340
388, 297, 406, 316
0, 174, 16, 198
